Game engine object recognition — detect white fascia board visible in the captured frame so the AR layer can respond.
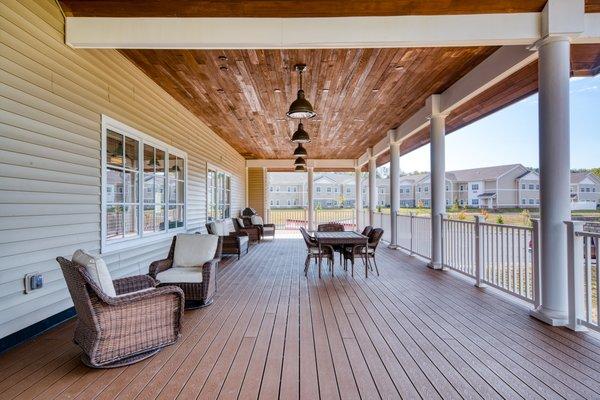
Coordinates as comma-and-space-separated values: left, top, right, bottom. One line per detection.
395, 106, 431, 141
440, 45, 538, 114
246, 159, 355, 169
573, 14, 600, 44
65, 13, 543, 49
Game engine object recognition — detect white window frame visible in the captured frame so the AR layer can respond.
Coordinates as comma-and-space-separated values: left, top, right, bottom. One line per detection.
101, 115, 187, 254
207, 163, 232, 222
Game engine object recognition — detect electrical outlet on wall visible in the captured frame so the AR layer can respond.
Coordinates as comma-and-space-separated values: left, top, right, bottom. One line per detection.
24, 273, 43, 294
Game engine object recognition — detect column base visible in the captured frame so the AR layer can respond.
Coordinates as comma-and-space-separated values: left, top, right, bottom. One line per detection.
529, 307, 568, 327
387, 244, 399, 250
428, 261, 443, 270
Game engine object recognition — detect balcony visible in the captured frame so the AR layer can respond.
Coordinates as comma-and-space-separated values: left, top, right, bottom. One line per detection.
2, 234, 600, 399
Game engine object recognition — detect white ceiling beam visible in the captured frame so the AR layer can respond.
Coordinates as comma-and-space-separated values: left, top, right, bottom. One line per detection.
65, 12, 598, 49
246, 159, 356, 169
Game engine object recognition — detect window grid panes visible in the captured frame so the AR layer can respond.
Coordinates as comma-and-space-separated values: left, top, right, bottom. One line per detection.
104, 125, 186, 248
207, 169, 231, 221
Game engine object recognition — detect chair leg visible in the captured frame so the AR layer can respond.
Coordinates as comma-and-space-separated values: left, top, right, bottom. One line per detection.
304, 254, 311, 277
372, 255, 380, 276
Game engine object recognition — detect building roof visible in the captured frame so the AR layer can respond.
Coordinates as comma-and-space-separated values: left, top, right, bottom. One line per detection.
446, 164, 523, 182
570, 172, 600, 184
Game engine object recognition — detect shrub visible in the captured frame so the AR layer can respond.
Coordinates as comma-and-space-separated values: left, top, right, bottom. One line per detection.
458, 211, 467, 221
496, 215, 504, 224
521, 209, 532, 227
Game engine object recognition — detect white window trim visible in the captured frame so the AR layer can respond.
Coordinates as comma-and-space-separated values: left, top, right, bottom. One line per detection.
101, 115, 187, 254
207, 162, 233, 222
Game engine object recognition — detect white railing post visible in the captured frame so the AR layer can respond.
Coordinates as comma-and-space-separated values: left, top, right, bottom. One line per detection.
474, 215, 486, 288
565, 221, 586, 331
409, 212, 415, 256
532, 219, 542, 309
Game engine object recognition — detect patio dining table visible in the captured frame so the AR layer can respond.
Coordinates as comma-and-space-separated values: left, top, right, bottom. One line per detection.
313, 231, 370, 278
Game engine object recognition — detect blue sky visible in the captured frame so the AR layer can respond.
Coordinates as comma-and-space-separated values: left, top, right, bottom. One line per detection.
398, 74, 600, 173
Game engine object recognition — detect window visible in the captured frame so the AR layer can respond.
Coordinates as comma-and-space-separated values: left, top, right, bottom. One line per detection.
424, 186, 429, 192
446, 185, 450, 191
459, 185, 464, 191
294, 199, 298, 206
593, 188, 597, 192
529, 184, 534, 190
472, 199, 479, 205
346, 187, 351, 193
276, 200, 280, 206
327, 187, 332, 193
459, 200, 464, 205
536, 184, 540, 190
536, 199, 540, 205
379, 187, 384, 194
399, 188, 404, 194
270, 200, 274, 206
276, 186, 280, 192
207, 168, 231, 222
102, 116, 186, 252
316, 187, 321, 193
471, 184, 479, 191
294, 187, 298, 192
581, 187, 585, 192
521, 183, 526, 190
529, 199, 534, 205
522, 199, 526, 205
287, 186, 291, 192
287, 200, 291, 206
269, 186, 273, 192
326, 201, 332, 206
418, 187, 422, 192
586, 187, 591, 192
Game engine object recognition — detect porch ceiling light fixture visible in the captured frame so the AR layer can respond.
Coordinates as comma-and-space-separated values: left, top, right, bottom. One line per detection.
293, 143, 308, 157
291, 122, 310, 143
295, 165, 307, 172
294, 156, 306, 167
287, 64, 316, 119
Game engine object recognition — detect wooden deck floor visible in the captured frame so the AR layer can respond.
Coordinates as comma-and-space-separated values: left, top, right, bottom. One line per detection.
2, 234, 600, 400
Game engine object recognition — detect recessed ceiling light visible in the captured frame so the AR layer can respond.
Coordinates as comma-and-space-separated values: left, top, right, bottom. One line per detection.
217, 88, 225, 93
372, 88, 379, 92
274, 89, 281, 93
395, 65, 405, 71
218, 55, 228, 61
219, 66, 228, 71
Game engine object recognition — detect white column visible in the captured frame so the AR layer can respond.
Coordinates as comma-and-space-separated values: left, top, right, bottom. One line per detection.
531, 36, 572, 325
389, 141, 401, 248
368, 156, 378, 226
355, 167, 362, 230
429, 96, 447, 269
307, 167, 314, 231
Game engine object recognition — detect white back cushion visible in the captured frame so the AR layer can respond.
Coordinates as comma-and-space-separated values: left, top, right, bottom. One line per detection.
174, 234, 218, 268
251, 215, 264, 225
72, 249, 116, 297
236, 217, 245, 228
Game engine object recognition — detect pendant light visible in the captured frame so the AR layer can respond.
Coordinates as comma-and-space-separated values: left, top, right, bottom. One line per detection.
295, 165, 306, 172
293, 143, 308, 157
287, 64, 316, 119
291, 121, 311, 143
294, 156, 306, 167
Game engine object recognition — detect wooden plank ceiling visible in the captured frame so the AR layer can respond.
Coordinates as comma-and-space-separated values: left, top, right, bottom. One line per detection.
122, 47, 497, 159
60, 0, 600, 17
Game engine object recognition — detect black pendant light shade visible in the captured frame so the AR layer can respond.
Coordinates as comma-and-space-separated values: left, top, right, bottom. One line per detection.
291, 122, 311, 143
295, 165, 306, 172
287, 64, 316, 119
287, 90, 316, 119
294, 156, 306, 167
293, 143, 308, 157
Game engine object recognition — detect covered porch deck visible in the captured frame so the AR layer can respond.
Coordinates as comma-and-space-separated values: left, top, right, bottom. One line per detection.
2, 233, 600, 400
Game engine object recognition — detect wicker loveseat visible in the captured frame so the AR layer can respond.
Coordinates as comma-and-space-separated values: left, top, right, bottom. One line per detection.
56, 252, 184, 368
206, 220, 249, 259
149, 234, 222, 309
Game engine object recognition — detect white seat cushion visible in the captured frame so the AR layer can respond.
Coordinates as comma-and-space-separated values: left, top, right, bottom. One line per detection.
174, 234, 218, 268
156, 267, 203, 284
251, 215, 264, 225
72, 249, 116, 297
263, 226, 275, 233
238, 235, 249, 246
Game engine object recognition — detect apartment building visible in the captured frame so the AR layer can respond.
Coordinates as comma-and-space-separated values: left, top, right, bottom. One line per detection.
267, 166, 600, 210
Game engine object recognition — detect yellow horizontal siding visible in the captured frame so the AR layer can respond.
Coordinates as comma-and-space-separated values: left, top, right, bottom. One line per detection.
0, 0, 246, 338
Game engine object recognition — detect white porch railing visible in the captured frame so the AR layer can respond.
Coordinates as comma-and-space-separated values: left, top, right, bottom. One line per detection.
567, 221, 599, 332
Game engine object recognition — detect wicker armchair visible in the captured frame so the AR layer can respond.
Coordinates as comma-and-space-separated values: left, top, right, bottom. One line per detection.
206, 220, 249, 259
149, 234, 222, 309
249, 215, 276, 240
300, 227, 334, 276
343, 228, 384, 275
232, 217, 261, 242
56, 256, 184, 368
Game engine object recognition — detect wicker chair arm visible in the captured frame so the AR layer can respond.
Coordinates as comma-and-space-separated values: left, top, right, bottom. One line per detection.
113, 275, 157, 295
263, 223, 276, 228
101, 284, 184, 306
148, 258, 173, 278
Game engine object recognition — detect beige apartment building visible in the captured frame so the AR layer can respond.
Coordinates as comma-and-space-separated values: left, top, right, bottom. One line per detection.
268, 166, 600, 210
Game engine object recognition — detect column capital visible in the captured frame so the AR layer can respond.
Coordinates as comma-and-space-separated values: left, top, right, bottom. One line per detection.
366, 147, 377, 161
426, 94, 450, 120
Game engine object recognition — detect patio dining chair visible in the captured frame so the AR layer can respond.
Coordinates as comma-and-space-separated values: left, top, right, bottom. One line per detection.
317, 223, 345, 263
149, 233, 222, 309
300, 227, 334, 277
56, 251, 184, 368
343, 228, 384, 276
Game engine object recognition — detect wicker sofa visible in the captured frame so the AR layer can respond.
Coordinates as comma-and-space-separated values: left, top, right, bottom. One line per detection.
149, 234, 222, 309
56, 253, 184, 368
206, 220, 249, 259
